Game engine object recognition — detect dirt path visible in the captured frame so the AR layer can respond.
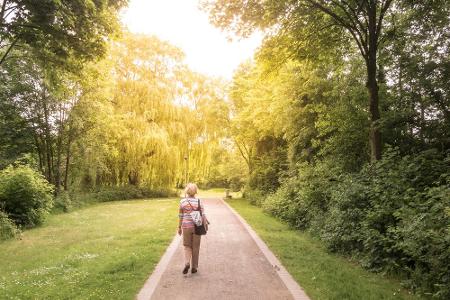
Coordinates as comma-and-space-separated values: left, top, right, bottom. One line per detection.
137, 198, 310, 300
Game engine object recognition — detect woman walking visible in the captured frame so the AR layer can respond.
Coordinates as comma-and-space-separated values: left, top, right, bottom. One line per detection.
178, 183, 208, 274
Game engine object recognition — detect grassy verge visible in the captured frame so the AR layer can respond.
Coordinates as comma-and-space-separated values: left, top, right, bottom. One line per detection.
0, 198, 178, 299
227, 198, 421, 300
197, 188, 242, 198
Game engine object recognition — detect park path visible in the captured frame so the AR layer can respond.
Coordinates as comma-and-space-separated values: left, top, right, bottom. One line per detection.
137, 198, 310, 300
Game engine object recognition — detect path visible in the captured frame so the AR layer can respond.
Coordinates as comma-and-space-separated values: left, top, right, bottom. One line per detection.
137, 198, 310, 300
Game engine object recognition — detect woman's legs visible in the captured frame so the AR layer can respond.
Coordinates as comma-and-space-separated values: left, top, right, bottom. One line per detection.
182, 228, 202, 271
184, 246, 192, 265
191, 234, 201, 269
182, 227, 194, 267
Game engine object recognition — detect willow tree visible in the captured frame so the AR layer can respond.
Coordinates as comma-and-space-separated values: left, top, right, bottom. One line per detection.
106, 32, 185, 187
175, 71, 230, 186
202, 0, 399, 161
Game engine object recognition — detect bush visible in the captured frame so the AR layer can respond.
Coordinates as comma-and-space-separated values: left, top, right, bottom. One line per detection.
243, 188, 266, 206
321, 176, 368, 254
0, 211, 19, 240
262, 162, 334, 232
260, 148, 450, 298
393, 183, 450, 298
90, 185, 177, 202
54, 191, 72, 213
320, 149, 450, 298
0, 165, 54, 227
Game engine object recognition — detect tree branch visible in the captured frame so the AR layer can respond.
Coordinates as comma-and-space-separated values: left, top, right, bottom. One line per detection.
341, 0, 368, 40
376, 0, 393, 39
234, 138, 250, 168
331, 0, 369, 51
0, 36, 18, 65
305, 0, 354, 31
304, 0, 368, 57
0, 0, 7, 23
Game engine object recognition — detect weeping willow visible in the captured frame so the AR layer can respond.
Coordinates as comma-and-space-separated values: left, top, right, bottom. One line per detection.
82, 32, 229, 190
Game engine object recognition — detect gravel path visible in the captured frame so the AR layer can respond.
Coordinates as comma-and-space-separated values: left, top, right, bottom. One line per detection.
137, 198, 309, 300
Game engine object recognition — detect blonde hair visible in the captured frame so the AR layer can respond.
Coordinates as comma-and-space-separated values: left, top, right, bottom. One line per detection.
184, 183, 198, 197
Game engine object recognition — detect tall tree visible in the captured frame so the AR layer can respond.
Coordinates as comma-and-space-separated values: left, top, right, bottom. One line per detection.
202, 0, 399, 160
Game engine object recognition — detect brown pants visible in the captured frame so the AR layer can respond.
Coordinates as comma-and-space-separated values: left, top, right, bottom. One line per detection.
182, 227, 201, 268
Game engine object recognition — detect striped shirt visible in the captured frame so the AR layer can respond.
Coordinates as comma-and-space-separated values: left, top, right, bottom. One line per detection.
179, 198, 205, 229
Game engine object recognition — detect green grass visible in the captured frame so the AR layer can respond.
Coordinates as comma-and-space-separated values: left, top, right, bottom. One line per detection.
197, 188, 242, 198
0, 198, 179, 299
227, 198, 422, 300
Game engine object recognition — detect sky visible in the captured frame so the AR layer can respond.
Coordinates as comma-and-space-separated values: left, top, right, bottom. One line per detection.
120, 0, 262, 80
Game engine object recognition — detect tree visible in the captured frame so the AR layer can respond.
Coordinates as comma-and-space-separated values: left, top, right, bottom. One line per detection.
202, 0, 399, 160
0, 0, 127, 66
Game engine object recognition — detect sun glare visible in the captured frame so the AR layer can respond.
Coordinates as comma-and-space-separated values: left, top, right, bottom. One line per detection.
121, 0, 262, 80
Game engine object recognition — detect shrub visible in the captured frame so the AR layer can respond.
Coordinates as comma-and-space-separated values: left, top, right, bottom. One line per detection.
262, 162, 334, 232
54, 191, 72, 213
91, 185, 177, 202
260, 148, 450, 298
243, 188, 265, 206
321, 176, 368, 254
0, 211, 19, 240
263, 177, 305, 228
393, 182, 450, 298
0, 165, 54, 227
320, 148, 450, 298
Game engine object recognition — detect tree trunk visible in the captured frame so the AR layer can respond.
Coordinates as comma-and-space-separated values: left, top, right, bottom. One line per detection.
128, 170, 139, 185
366, 4, 382, 161
55, 138, 63, 193
64, 133, 72, 191
42, 89, 54, 183
367, 58, 382, 161
34, 134, 44, 173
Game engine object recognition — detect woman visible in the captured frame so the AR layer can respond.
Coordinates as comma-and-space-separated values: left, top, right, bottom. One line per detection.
178, 183, 208, 274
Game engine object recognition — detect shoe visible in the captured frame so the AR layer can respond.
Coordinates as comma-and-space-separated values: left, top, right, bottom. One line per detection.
182, 264, 190, 274
191, 268, 197, 274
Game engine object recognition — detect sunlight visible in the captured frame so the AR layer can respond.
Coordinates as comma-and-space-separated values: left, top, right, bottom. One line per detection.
121, 0, 262, 80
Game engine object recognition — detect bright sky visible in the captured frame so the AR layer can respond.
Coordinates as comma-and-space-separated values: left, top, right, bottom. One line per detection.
121, 0, 262, 80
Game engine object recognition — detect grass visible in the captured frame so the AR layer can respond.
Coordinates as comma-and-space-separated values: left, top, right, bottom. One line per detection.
0, 198, 179, 299
197, 188, 242, 198
227, 198, 422, 300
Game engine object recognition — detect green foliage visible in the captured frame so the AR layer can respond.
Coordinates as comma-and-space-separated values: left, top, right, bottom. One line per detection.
262, 162, 334, 231
393, 184, 450, 298
243, 188, 265, 206
248, 137, 288, 193
0, 165, 54, 227
0, 211, 19, 241
260, 149, 450, 298
0, 101, 35, 169
53, 191, 72, 213
0, 0, 127, 67
89, 186, 177, 202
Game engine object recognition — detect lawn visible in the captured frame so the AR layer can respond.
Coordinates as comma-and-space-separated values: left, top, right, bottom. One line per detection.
227, 198, 422, 300
197, 188, 242, 198
0, 199, 179, 299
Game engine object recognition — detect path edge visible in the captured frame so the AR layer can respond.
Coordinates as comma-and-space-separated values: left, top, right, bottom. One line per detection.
222, 198, 311, 300
136, 234, 181, 300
